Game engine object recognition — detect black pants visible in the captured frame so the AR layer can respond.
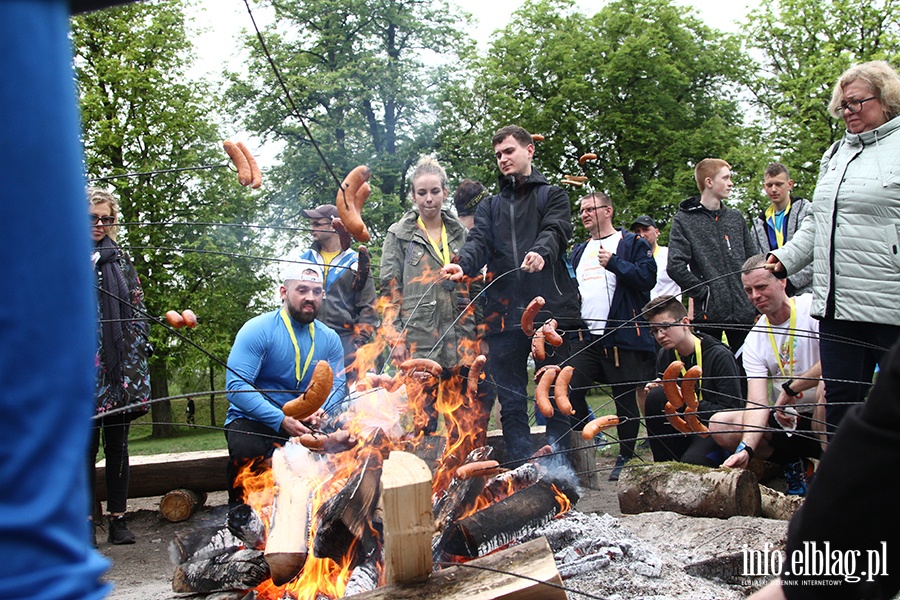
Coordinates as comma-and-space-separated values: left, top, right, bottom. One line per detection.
644, 386, 726, 466
224, 418, 289, 506
819, 318, 900, 435
567, 336, 651, 458
486, 329, 573, 465
89, 412, 131, 515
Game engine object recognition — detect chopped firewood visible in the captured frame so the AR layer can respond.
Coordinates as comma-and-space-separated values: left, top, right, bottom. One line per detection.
313, 445, 383, 565
381, 451, 434, 584
172, 548, 269, 594
226, 503, 266, 550
160, 488, 207, 522
264, 447, 315, 585
441, 479, 578, 558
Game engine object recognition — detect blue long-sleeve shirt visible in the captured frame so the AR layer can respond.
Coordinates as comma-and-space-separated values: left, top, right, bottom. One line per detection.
225, 309, 346, 431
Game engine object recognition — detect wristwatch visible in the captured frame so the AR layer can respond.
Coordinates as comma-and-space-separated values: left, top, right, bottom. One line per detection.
782, 379, 800, 397
734, 441, 754, 460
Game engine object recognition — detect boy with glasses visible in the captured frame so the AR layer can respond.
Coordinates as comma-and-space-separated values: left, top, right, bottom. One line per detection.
642, 295, 742, 465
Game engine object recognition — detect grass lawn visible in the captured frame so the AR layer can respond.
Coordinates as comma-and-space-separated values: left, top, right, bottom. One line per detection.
111, 375, 643, 460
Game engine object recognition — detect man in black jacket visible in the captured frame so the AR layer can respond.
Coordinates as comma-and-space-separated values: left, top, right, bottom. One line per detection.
442, 125, 581, 464
568, 192, 656, 480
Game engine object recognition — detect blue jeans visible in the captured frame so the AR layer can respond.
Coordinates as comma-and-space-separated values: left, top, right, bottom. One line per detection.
819, 318, 900, 434
486, 330, 572, 465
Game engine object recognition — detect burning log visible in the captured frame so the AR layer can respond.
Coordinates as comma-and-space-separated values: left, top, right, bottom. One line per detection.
312, 444, 383, 565
264, 447, 315, 585
432, 447, 493, 561
348, 536, 567, 600
617, 462, 761, 518
226, 503, 266, 550
160, 488, 207, 523
172, 548, 270, 594
381, 451, 433, 584
440, 479, 578, 558
480, 462, 540, 505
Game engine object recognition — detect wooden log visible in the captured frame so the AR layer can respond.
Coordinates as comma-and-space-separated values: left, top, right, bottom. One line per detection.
617, 462, 761, 518
441, 480, 576, 558
172, 547, 269, 594
759, 485, 804, 520
160, 488, 208, 522
381, 451, 433, 585
347, 536, 566, 600
568, 431, 600, 490
313, 446, 383, 565
264, 447, 314, 586
95, 448, 229, 501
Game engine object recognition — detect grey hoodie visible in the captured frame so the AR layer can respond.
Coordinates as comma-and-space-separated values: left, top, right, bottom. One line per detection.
667, 196, 757, 326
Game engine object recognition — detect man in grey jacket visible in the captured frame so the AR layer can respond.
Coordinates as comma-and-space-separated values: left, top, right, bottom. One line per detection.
299, 205, 378, 380
749, 163, 812, 295
667, 158, 757, 352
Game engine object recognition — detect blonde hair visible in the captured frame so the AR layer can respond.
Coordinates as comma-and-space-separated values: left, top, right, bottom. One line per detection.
408, 156, 448, 199
828, 60, 900, 122
88, 186, 119, 241
694, 158, 731, 192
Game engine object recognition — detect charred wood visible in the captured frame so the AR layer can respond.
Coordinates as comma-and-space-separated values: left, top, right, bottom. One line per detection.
441, 480, 577, 558
171, 547, 269, 594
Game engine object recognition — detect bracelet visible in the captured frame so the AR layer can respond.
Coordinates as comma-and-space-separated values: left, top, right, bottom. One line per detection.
782, 379, 800, 397
735, 441, 754, 461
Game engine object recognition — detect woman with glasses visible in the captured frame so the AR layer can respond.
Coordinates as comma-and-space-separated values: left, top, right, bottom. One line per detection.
88, 187, 151, 545
767, 61, 900, 436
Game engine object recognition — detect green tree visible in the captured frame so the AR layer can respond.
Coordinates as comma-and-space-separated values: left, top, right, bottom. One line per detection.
741, 0, 900, 194
436, 0, 755, 234
73, 0, 274, 437
226, 0, 474, 259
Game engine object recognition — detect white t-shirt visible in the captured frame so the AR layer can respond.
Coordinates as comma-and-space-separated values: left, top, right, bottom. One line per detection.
651, 245, 681, 299
576, 232, 622, 335
742, 294, 819, 408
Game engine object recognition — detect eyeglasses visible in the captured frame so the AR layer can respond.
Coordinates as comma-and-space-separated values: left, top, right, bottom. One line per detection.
838, 96, 878, 114
579, 205, 611, 214
649, 322, 678, 337
90, 215, 116, 226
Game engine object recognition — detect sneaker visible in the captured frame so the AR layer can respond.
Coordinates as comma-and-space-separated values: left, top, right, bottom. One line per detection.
784, 459, 814, 496
609, 454, 628, 482
107, 515, 136, 545
593, 431, 608, 449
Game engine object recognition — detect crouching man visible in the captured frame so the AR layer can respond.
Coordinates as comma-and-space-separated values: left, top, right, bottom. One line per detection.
710, 255, 824, 495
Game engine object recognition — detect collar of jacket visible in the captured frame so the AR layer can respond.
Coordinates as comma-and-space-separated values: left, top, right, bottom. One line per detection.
843, 113, 900, 148
679, 194, 729, 214
497, 168, 550, 194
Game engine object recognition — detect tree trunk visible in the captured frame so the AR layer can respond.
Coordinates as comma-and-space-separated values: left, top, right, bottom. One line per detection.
209, 359, 217, 427
150, 358, 174, 438
617, 462, 761, 518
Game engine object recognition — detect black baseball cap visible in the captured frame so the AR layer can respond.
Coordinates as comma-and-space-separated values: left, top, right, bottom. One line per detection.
630, 215, 657, 230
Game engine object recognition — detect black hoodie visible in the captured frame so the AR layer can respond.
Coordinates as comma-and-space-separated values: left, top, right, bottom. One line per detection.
666, 195, 757, 326
455, 168, 581, 334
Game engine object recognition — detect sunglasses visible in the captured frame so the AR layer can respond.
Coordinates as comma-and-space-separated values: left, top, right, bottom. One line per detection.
91, 215, 116, 226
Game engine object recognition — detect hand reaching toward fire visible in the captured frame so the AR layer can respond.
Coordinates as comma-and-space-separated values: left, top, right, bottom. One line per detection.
281, 408, 325, 437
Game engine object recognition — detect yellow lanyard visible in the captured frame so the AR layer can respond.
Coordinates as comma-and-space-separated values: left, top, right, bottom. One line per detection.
764, 298, 796, 377
764, 202, 792, 248
652, 244, 660, 258
279, 307, 315, 387
417, 217, 450, 266
675, 336, 703, 399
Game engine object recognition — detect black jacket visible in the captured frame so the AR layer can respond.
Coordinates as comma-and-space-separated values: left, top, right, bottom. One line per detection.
456, 169, 581, 334
667, 196, 757, 326
570, 228, 656, 352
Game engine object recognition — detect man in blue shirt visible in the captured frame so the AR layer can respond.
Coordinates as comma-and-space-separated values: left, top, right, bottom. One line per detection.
225, 261, 345, 505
